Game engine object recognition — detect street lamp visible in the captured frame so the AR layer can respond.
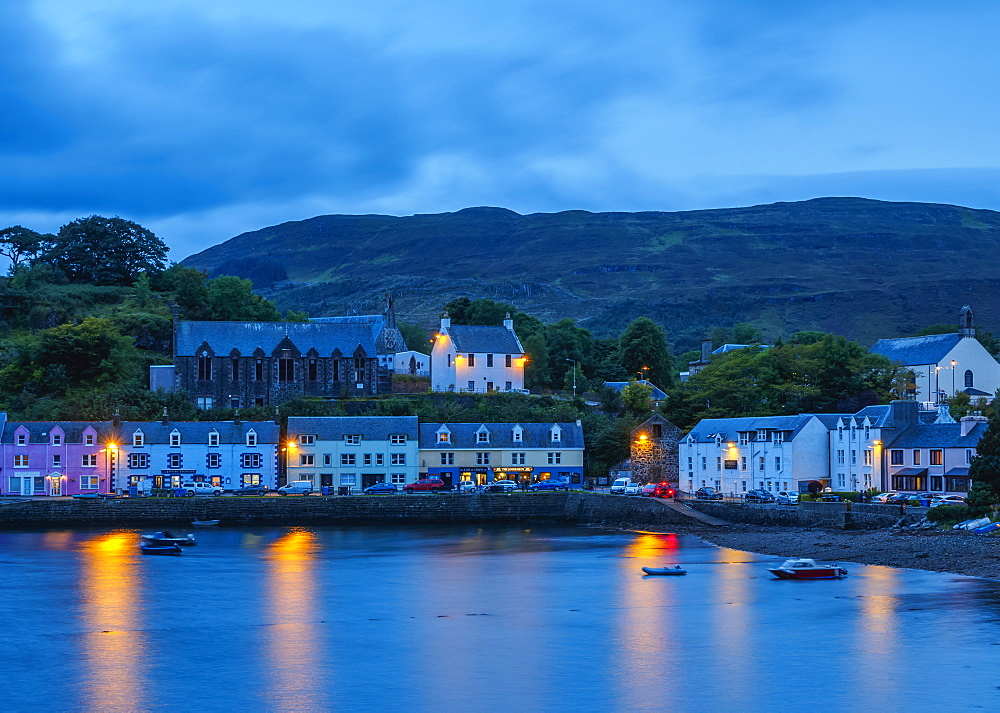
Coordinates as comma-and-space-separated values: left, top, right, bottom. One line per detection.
565, 358, 577, 397
637, 365, 649, 381
951, 359, 957, 398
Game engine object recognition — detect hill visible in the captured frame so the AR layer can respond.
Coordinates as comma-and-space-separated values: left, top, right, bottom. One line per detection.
182, 197, 1000, 351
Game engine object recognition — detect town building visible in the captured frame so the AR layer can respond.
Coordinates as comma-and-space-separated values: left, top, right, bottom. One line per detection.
114, 413, 280, 492
603, 380, 669, 407
0, 416, 113, 496
418, 421, 585, 487
628, 414, 681, 483
869, 306, 1000, 404
682, 414, 840, 495
430, 314, 525, 393
682, 339, 773, 380
156, 301, 405, 408
285, 416, 419, 492
392, 350, 430, 376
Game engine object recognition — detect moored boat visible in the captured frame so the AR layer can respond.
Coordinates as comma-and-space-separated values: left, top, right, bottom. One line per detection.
191, 520, 221, 526
641, 565, 687, 576
768, 558, 848, 580
141, 531, 196, 547
139, 543, 183, 556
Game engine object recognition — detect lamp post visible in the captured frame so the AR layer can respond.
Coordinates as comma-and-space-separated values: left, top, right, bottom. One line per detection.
951, 359, 957, 398
565, 358, 577, 398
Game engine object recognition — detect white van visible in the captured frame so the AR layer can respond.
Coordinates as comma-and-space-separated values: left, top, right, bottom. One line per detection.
277, 480, 314, 496
610, 478, 633, 494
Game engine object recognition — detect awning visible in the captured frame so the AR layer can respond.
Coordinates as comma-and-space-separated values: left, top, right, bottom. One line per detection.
892, 467, 928, 476
944, 467, 971, 478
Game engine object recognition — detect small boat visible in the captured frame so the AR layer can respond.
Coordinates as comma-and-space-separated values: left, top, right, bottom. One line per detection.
642, 565, 688, 576
191, 519, 221, 527
954, 517, 991, 531
140, 543, 182, 556
768, 558, 848, 579
973, 521, 1000, 534
141, 531, 196, 547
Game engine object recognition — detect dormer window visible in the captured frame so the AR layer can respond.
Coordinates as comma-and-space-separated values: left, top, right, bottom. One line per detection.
513, 430, 523, 442
756, 429, 766, 441
16, 433, 26, 446
246, 430, 257, 447
133, 431, 145, 447
772, 432, 783, 445
477, 431, 489, 443
300, 434, 315, 446
209, 431, 220, 447
345, 435, 362, 445
437, 431, 450, 444
85, 433, 95, 446
52, 433, 62, 446
170, 430, 181, 447
739, 433, 750, 446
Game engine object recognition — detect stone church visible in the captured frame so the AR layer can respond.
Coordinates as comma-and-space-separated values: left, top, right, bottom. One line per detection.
155, 302, 405, 409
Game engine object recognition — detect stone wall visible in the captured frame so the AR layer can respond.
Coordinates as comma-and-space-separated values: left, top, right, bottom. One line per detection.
685, 500, 919, 529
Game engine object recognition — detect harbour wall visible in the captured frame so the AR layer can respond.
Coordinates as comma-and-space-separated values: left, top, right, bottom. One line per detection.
685, 501, 922, 529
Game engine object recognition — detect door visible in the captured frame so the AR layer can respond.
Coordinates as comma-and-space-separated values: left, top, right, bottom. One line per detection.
49, 476, 62, 496
362, 474, 381, 489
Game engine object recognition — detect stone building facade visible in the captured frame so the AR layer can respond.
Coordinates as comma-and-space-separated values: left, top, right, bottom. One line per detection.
629, 414, 681, 484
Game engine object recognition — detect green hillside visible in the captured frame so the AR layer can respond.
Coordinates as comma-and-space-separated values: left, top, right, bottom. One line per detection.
182, 198, 1000, 351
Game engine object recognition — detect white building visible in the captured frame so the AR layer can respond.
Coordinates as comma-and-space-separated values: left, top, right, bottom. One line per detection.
869, 306, 1000, 403
682, 414, 840, 495
393, 350, 430, 376
285, 416, 420, 492
430, 314, 525, 393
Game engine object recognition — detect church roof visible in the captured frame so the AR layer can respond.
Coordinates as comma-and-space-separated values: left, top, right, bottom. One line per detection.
176, 318, 399, 356
447, 325, 523, 354
603, 380, 668, 400
869, 333, 962, 367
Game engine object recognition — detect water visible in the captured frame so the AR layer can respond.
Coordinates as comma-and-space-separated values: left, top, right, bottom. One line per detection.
1, 525, 999, 713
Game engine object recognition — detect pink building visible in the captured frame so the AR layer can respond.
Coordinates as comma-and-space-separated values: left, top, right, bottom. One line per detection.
0, 417, 115, 496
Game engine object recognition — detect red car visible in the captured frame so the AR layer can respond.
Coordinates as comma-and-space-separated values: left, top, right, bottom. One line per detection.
640, 482, 675, 498
403, 478, 447, 493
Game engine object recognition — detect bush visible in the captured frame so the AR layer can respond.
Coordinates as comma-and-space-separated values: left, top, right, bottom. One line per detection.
926, 504, 992, 525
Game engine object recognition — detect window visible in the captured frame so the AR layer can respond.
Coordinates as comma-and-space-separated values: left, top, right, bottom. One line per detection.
505, 381, 512, 390
85, 433, 95, 446
16, 433, 26, 446
246, 431, 257, 446
547, 452, 562, 465
511, 452, 525, 465
231, 358, 240, 382
278, 357, 294, 382
323, 454, 332, 466
437, 432, 450, 444
506, 354, 512, 367
345, 435, 361, 445
440, 452, 455, 465
756, 429, 766, 441
300, 454, 315, 466
772, 432, 783, 445
243, 473, 262, 486
476, 452, 491, 465
864, 425, 870, 440
170, 431, 181, 447
930, 449, 943, 466
687, 457, 693, 469
741, 456, 747, 470
390, 473, 406, 484
83, 454, 99, 467
299, 434, 315, 446
774, 457, 781, 471
255, 360, 263, 381
198, 355, 212, 381
241, 454, 263, 469
468, 353, 475, 367
375, 454, 384, 466
208, 453, 221, 468
890, 450, 904, 465
913, 450, 921, 466
390, 454, 406, 466
486, 381, 494, 392
758, 456, 765, 471
309, 359, 317, 381
133, 432, 144, 447
390, 434, 406, 445
209, 431, 220, 447
168, 453, 182, 469
851, 450, 857, 465
551, 430, 561, 442
701, 456, 707, 470
487, 354, 494, 367
363, 453, 372, 466
127, 453, 147, 469
838, 426, 843, 441
13, 455, 28, 467
80, 475, 98, 490
967, 449, 973, 464
52, 454, 61, 468
513, 430, 522, 442
341, 454, 356, 466
340, 473, 357, 486
447, 354, 452, 368
837, 449, 845, 465
52, 433, 62, 446
739, 433, 750, 446
196, 397, 213, 410
965, 370, 974, 388
477, 431, 489, 443
332, 360, 341, 381
467, 381, 475, 391
864, 449, 873, 466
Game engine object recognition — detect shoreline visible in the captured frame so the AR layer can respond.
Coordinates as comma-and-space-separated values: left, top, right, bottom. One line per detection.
689, 524, 1000, 580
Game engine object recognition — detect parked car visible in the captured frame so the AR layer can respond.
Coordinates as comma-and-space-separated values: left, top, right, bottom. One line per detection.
181, 482, 225, 497
277, 480, 314, 496
456, 480, 477, 493
887, 492, 918, 505
488, 479, 520, 492
775, 491, 799, 505
641, 482, 675, 498
745, 489, 776, 503
930, 495, 968, 507
529, 479, 570, 491
363, 482, 399, 495
640, 483, 658, 497
230, 484, 269, 496
610, 478, 634, 494
403, 478, 447, 493
695, 487, 723, 500
871, 492, 898, 503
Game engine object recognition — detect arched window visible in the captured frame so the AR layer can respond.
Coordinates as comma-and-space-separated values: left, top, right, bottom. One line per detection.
965, 370, 974, 388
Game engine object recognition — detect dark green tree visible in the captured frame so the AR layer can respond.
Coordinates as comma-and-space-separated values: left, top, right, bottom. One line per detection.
152, 264, 210, 319
205, 276, 281, 321
618, 317, 675, 389
398, 321, 432, 354
43, 216, 168, 286
969, 404, 1000, 498
0, 226, 45, 270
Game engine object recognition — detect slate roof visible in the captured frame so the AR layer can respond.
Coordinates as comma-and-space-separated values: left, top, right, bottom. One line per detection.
869, 333, 961, 366
685, 415, 821, 443
176, 319, 390, 357
419, 422, 584, 449
1, 421, 111, 444
888, 421, 987, 449
447, 325, 523, 354
287, 416, 419, 440
115, 421, 280, 444
712, 343, 773, 354
603, 380, 668, 400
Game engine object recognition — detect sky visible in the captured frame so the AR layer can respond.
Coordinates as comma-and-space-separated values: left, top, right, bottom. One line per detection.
3, 0, 1000, 261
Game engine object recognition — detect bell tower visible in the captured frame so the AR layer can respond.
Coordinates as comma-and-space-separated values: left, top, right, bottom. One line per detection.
959, 305, 975, 338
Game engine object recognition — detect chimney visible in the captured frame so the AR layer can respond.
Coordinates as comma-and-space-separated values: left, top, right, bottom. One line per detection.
440, 312, 451, 330
961, 414, 988, 437
274, 407, 281, 426
700, 338, 712, 362
889, 400, 918, 428
504, 312, 514, 331
160, 407, 169, 426
113, 410, 122, 431
233, 409, 241, 426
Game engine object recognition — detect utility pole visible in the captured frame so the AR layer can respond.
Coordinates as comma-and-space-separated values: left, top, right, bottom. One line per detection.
565, 358, 577, 398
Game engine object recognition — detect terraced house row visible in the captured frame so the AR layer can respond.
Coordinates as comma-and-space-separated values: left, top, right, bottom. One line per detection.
0, 413, 583, 496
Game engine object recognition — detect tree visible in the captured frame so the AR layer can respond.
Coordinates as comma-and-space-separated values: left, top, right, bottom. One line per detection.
621, 379, 653, 413
969, 404, 1000, 498
205, 276, 281, 321
618, 317, 675, 389
153, 264, 210, 319
732, 322, 763, 343
0, 226, 44, 270
522, 332, 550, 390
43, 216, 168, 286
398, 321, 431, 354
